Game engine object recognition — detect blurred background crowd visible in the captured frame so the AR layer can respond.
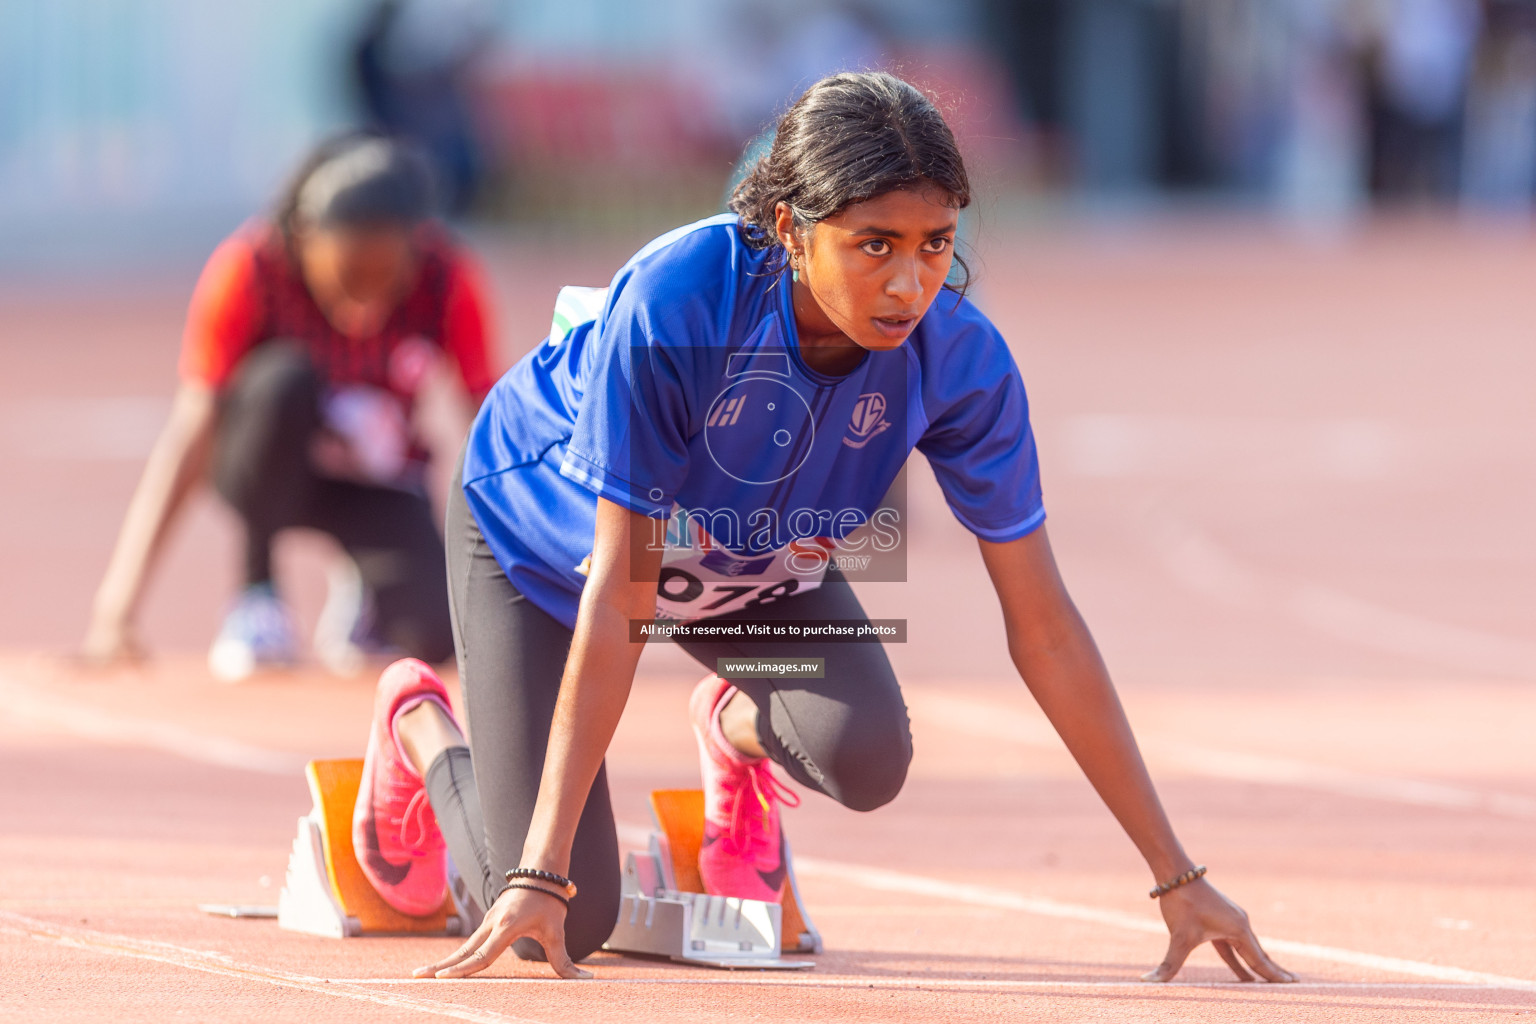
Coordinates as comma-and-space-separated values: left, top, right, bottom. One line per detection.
3, 0, 1536, 269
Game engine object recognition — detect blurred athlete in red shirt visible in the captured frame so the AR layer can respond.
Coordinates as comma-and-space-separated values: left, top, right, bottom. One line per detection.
84, 133, 497, 680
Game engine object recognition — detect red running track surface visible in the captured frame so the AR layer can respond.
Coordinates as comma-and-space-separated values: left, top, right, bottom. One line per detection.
2, 218, 1534, 1022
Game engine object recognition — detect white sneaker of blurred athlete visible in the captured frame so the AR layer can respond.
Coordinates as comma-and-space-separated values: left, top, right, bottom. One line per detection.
313, 556, 398, 676
208, 583, 299, 682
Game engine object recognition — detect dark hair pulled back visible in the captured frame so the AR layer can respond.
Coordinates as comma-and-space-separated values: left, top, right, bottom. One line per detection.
729, 71, 972, 289
274, 130, 436, 249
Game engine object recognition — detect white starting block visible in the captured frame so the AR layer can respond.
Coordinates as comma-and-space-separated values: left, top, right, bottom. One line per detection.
277, 759, 470, 938
602, 789, 818, 970
273, 767, 817, 972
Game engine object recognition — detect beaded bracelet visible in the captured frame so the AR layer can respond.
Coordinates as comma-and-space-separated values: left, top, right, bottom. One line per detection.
506, 867, 578, 899
1149, 865, 1207, 899
495, 881, 570, 909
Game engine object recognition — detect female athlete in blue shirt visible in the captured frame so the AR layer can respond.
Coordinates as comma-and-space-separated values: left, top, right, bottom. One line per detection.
350, 71, 1295, 984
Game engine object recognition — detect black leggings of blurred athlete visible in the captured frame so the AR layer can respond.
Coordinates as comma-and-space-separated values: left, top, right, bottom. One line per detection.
211, 342, 454, 663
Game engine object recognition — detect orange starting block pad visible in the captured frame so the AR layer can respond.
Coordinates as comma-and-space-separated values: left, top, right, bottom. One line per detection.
277, 759, 468, 938
602, 789, 820, 970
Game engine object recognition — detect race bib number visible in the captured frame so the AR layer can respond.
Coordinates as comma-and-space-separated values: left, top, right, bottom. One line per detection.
654, 535, 834, 622
578, 510, 835, 622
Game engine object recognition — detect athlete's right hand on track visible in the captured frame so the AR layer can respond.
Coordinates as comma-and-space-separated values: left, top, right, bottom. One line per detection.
412, 886, 591, 980
1143, 879, 1296, 983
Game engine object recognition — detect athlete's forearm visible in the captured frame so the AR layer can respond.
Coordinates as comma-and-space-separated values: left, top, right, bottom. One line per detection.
979, 529, 1193, 882
92, 386, 217, 625
1008, 610, 1193, 882
519, 592, 646, 875
520, 500, 661, 876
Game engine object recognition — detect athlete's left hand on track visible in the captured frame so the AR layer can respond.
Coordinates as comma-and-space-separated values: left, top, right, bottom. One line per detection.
1143, 879, 1297, 983
411, 886, 591, 981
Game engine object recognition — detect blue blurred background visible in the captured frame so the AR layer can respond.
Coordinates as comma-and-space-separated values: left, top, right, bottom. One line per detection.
3, 0, 1534, 271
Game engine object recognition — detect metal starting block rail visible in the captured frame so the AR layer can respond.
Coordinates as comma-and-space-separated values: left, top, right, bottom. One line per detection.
601, 789, 819, 970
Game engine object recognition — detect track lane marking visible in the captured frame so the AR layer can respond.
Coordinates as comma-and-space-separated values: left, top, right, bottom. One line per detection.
788, 855, 1536, 991
9, 674, 1533, 993
11, 667, 1533, 822
908, 691, 1536, 819
1145, 508, 1536, 679
0, 674, 307, 776
5, 907, 1529, 1001
614, 825, 1536, 992
321, 977, 1536, 994
0, 910, 549, 1024
0, 396, 168, 460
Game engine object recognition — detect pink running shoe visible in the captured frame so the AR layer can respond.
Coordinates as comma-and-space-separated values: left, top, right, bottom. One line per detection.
352, 658, 456, 917
689, 675, 800, 903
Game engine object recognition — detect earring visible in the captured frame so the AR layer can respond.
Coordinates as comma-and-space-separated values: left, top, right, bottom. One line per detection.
791, 254, 800, 283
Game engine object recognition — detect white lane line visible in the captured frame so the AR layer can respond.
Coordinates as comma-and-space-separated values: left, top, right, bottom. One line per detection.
10, 672, 1532, 993
1145, 509, 1536, 680
790, 857, 1536, 991
908, 691, 1536, 820
0, 396, 168, 460
9, 909, 1531, 1003
0, 910, 548, 1024
7, 904, 1535, 1002
1149, 742, 1536, 819
322, 977, 1536, 995
1057, 414, 1412, 482
1289, 584, 1536, 681
14, 662, 1531, 822
615, 824, 1536, 993
20, 661, 1529, 824
0, 675, 308, 776
20, 672, 1534, 821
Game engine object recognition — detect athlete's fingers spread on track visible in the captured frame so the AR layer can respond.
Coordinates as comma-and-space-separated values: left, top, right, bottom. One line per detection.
433, 940, 507, 980
1212, 938, 1255, 982
431, 916, 523, 980
1231, 931, 1298, 984
536, 926, 591, 980
1142, 929, 1199, 982
414, 890, 518, 978
412, 924, 491, 978
1145, 880, 1297, 984
420, 888, 579, 980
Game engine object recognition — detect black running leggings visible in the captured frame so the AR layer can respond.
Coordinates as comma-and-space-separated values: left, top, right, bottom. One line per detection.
426, 460, 914, 961
210, 342, 454, 663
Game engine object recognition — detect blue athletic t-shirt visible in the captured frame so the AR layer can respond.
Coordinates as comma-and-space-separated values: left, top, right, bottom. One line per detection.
461, 214, 1045, 628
